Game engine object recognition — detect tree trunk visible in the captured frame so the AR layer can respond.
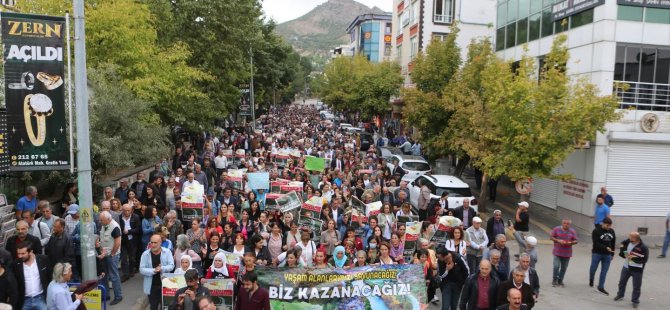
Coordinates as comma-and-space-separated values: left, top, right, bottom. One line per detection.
478, 174, 489, 213
454, 155, 470, 178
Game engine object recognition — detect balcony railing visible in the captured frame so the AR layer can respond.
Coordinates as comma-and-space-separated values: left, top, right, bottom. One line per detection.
615, 80, 670, 111
434, 14, 453, 24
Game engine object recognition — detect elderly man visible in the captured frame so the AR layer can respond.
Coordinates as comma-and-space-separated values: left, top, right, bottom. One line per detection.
6, 220, 43, 257
487, 210, 506, 247
114, 179, 130, 204
485, 234, 510, 282
465, 216, 489, 273
16, 185, 38, 219
614, 231, 649, 309
102, 186, 114, 204
393, 180, 410, 201
596, 186, 614, 207
514, 253, 540, 302
99, 211, 123, 305
140, 234, 175, 310
181, 172, 201, 193
497, 267, 535, 309
165, 210, 183, 247
131, 172, 149, 200
45, 218, 74, 269
550, 218, 578, 287
417, 178, 431, 222
193, 164, 209, 190
496, 288, 528, 310
455, 198, 477, 229
36, 201, 59, 231
119, 204, 141, 282
460, 259, 500, 310
489, 249, 506, 281
22, 210, 51, 247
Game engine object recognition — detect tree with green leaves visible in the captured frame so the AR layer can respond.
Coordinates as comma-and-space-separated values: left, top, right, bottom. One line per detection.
446, 35, 620, 211
402, 27, 461, 161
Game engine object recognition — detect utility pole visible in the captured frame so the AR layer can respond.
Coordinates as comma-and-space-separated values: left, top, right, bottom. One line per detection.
250, 48, 256, 130
73, 0, 96, 281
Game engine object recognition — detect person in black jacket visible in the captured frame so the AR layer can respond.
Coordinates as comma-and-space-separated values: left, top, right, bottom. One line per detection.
589, 217, 615, 295
497, 267, 535, 309
512, 253, 540, 303
437, 247, 468, 310
12, 241, 52, 309
0, 257, 19, 309
496, 288, 529, 310
453, 199, 477, 229
169, 269, 210, 310
119, 204, 142, 280
44, 218, 74, 269
614, 231, 649, 308
5, 220, 43, 258
460, 259, 500, 310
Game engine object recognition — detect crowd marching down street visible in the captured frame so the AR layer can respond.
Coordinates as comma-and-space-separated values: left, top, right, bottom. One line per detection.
4, 104, 661, 310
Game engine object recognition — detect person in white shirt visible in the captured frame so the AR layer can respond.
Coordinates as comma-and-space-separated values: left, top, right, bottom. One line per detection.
465, 217, 489, 273
14, 240, 50, 309
181, 172, 202, 193
214, 149, 228, 176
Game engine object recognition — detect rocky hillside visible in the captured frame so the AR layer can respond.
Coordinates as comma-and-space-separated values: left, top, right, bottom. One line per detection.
275, 0, 386, 59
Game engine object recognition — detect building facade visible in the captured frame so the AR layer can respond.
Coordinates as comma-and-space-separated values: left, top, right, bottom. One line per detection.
496, 0, 670, 235
346, 13, 393, 63
392, 0, 496, 85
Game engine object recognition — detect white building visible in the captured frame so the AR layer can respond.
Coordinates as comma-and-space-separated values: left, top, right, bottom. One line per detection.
331, 45, 354, 58
392, 0, 496, 85
496, 0, 670, 236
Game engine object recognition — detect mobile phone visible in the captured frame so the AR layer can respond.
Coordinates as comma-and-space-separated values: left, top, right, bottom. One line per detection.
508, 219, 513, 227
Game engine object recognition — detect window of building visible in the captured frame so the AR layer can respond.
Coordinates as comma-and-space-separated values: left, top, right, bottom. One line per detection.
384, 45, 392, 57
529, 13, 541, 41
518, 0, 530, 19
385, 23, 392, 34
530, 0, 543, 14
517, 17, 528, 45
640, 48, 657, 83
657, 49, 670, 84
411, 1, 420, 24
402, 11, 409, 26
397, 45, 402, 62
506, 23, 516, 49
570, 8, 593, 29
554, 17, 568, 33
434, 0, 454, 23
496, 27, 506, 51
541, 8, 553, 38
614, 45, 626, 81
410, 37, 418, 59
645, 8, 670, 24
498, 2, 507, 27
624, 46, 641, 82
618, 5, 643, 21
507, 0, 518, 23
432, 33, 449, 42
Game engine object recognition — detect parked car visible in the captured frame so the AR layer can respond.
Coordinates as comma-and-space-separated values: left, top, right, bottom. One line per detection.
385, 155, 431, 181
345, 127, 364, 134
377, 146, 403, 160
407, 174, 478, 212
339, 123, 353, 130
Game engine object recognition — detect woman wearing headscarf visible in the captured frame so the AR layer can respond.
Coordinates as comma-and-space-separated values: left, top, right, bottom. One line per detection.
46, 262, 83, 310
205, 252, 230, 279
174, 254, 193, 275
327, 246, 351, 268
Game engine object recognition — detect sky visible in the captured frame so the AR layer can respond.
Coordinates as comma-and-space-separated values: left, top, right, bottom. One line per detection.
262, 0, 393, 23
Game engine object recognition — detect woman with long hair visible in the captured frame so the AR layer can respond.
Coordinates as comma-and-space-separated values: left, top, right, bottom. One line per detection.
378, 241, 395, 265
297, 229, 316, 267
231, 233, 246, 256
377, 202, 395, 241
141, 206, 162, 248
319, 219, 340, 257
142, 185, 164, 215
249, 234, 271, 266
202, 232, 222, 271
236, 209, 256, 240
248, 200, 261, 222
267, 222, 285, 266
314, 249, 329, 268
445, 226, 467, 258
186, 218, 207, 254
220, 222, 235, 251
389, 232, 405, 264
109, 198, 122, 219
205, 216, 223, 241
174, 234, 202, 275
217, 203, 236, 228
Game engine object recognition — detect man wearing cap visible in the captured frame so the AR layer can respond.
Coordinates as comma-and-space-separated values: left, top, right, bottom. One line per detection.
514, 202, 531, 257
454, 198, 477, 229
115, 179, 131, 204
465, 216, 489, 273
590, 217, 615, 295
63, 204, 80, 238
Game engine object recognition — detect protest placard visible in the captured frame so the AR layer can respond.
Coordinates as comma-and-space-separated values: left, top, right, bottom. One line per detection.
403, 221, 421, 263
430, 216, 462, 246
161, 274, 186, 309
304, 156, 326, 172
247, 172, 269, 190
181, 183, 204, 221
365, 201, 383, 217
226, 169, 245, 190
201, 278, 235, 310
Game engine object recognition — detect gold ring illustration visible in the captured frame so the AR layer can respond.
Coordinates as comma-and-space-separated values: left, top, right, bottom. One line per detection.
23, 94, 53, 146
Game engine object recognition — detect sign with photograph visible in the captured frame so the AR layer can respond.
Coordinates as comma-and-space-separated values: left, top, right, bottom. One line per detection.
2, 12, 70, 171
552, 0, 605, 20
181, 183, 204, 221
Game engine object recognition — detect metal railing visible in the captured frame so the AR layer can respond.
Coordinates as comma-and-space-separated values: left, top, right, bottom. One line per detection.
615, 80, 670, 111
434, 14, 453, 24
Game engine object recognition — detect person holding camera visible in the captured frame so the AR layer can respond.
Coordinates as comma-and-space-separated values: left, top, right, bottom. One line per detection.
170, 269, 210, 310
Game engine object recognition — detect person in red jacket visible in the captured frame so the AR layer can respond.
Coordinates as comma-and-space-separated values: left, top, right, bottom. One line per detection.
235, 271, 270, 310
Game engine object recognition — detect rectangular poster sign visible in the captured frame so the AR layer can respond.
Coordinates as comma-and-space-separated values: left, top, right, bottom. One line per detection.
201, 278, 235, 310
2, 12, 70, 171
247, 172, 269, 190
552, 0, 605, 21
255, 265, 427, 309
181, 183, 204, 221
617, 0, 670, 8
239, 85, 251, 116
161, 274, 186, 310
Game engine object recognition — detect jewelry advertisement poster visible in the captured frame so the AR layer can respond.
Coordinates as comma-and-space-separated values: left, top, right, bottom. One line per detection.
2, 12, 69, 171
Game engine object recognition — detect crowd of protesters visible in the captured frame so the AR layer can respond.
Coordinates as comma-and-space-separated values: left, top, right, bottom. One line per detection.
0, 104, 652, 310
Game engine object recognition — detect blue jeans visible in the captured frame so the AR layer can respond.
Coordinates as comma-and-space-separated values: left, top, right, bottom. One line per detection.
440, 282, 461, 310
103, 254, 123, 300
23, 293, 46, 310
589, 253, 612, 289
552, 255, 570, 282
662, 231, 670, 256
616, 267, 643, 304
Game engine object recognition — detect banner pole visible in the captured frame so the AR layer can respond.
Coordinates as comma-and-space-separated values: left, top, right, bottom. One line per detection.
73, 0, 97, 281
66, 12, 74, 174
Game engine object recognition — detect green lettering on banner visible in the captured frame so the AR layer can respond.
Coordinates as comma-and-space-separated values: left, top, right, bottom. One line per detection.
255, 265, 427, 309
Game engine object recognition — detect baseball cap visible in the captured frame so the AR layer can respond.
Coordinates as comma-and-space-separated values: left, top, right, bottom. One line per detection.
473, 217, 482, 223
67, 204, 80, 215
526, 236, 538, 246
518, 201, 530, 208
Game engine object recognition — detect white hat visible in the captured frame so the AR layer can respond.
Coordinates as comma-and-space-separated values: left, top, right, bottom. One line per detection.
473, 217, 482, 223
526, 236, 537, 246
518, 201, 530, 208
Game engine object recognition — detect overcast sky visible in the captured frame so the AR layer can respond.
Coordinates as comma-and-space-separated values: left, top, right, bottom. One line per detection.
262, 0, 393, 23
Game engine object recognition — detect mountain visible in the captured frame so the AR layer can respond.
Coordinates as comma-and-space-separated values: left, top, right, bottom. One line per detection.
275, 0, 386, 59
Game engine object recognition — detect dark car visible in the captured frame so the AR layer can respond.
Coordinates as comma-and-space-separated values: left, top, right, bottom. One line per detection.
360, 132, 374, 151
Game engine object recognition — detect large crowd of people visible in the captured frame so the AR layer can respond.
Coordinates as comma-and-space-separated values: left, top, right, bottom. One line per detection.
0, 105, 656, 310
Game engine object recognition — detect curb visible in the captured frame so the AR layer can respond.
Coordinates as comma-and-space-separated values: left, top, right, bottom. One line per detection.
493, 200, 554, 244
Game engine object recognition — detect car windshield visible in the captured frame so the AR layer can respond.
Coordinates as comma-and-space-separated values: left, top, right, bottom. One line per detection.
436, 187, 472, 198
402, 162, 430, 171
